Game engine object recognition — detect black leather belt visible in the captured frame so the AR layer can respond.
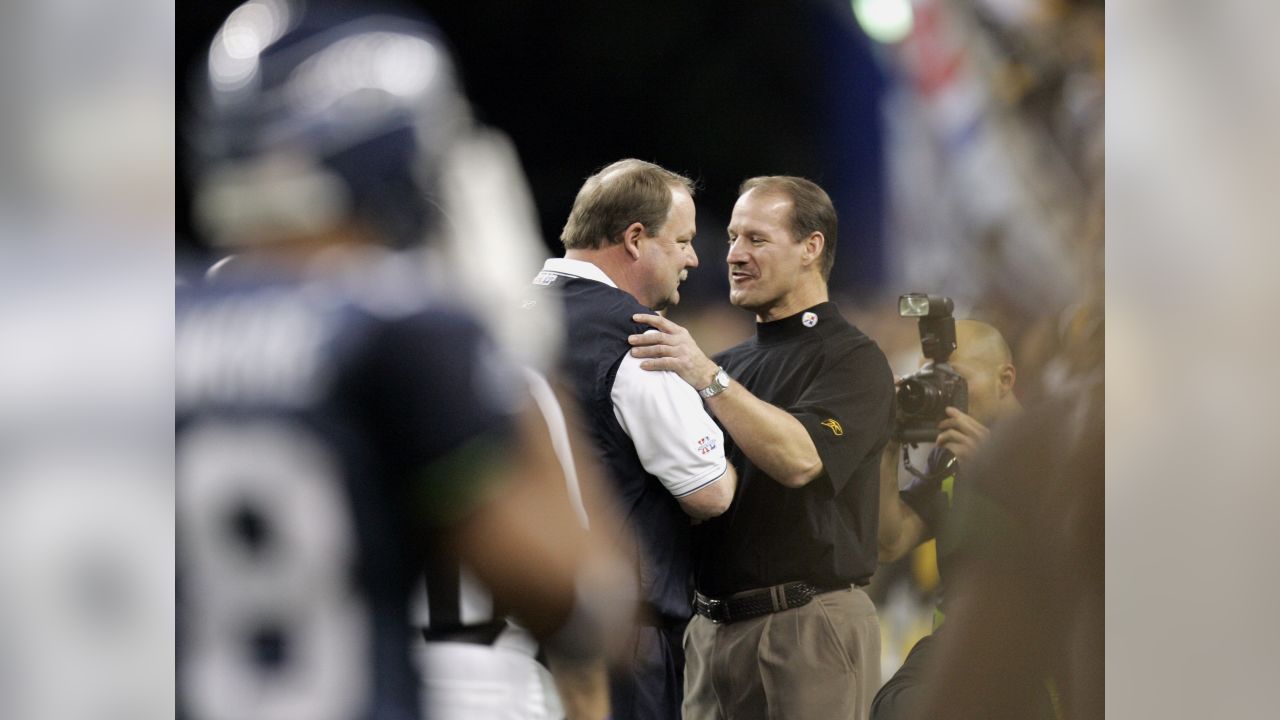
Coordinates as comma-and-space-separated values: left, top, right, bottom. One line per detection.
693, 582, 850, 624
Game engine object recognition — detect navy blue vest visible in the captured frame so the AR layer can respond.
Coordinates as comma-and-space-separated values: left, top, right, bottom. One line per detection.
538, 274, 694, 622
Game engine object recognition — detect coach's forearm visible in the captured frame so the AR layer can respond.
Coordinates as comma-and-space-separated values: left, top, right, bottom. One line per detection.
705, 383, 822, 488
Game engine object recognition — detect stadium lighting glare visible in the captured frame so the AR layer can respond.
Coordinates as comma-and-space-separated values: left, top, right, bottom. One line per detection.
852, 0, 915, 44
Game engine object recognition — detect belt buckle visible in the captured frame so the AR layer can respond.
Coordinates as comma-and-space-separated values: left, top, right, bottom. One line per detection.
709, 597, 729, 624
697, 594, 729, 624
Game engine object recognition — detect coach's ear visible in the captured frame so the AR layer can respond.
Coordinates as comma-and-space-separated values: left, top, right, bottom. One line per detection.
622, 222, 645, 260
801, 231, 824, 270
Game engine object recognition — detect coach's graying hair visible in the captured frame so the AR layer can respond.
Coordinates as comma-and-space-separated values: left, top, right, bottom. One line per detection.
560, 159, 695, 250
739, 175, 838, 280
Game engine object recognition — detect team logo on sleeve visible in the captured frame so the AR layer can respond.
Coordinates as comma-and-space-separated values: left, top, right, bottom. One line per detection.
820, 418, 843, 436
696, 436, 717, 455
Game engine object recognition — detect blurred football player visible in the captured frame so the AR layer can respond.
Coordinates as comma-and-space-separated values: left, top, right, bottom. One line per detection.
178, 3, 633, 719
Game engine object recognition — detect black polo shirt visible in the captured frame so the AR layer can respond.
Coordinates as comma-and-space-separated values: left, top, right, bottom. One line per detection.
693, 301, 895, 597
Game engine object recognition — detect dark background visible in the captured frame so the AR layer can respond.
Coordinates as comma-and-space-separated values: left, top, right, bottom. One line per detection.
177, 0, 890, 299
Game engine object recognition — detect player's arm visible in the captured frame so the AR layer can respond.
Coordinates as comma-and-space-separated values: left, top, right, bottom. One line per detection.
611, 350, 737, 518
627, 313, 822, 489
393, 311, 635, 685
546, 391, 638, 720
520, 370, 636, 719
547, 655, 610, 720
878, 439, 930, 563
444, 395, 635, 667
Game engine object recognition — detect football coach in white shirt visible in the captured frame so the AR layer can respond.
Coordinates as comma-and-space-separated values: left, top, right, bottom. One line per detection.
527, 159, 737, 719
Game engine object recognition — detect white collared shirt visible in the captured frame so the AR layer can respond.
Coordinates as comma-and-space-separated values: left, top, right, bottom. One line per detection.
536, 258, 728, 499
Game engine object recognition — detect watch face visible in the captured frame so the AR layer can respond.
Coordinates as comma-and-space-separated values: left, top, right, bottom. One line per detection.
701, 368, 729, 398
703, 369, 729, 397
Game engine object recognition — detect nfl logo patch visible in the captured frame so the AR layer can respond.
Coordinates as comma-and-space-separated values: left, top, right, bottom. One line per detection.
696, 436, 717, 455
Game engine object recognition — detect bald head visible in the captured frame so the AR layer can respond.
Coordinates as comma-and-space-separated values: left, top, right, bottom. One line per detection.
942, 320, 1019, 426
953, 320, 1012, 369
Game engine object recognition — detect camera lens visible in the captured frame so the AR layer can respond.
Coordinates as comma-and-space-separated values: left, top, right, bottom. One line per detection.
897, 377, 941, 416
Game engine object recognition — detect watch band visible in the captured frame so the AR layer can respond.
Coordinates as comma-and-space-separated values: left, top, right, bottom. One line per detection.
698, 367, 731, 399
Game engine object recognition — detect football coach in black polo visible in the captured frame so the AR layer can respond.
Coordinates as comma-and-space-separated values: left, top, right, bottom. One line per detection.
628, 176, 894, 720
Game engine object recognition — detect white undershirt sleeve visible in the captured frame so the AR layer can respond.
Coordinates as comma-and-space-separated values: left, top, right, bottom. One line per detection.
611, 341, 728, 498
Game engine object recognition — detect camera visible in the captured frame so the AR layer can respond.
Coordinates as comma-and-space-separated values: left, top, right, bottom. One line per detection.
895, 293, 968, 444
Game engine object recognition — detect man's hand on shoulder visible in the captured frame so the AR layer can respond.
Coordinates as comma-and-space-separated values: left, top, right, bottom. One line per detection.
936, 407, 991, 463
627, 313, 719, 391
628, 313, 823, 488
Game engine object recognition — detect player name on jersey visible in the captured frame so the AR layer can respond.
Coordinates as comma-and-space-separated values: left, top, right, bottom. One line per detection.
178, 288, 331, 409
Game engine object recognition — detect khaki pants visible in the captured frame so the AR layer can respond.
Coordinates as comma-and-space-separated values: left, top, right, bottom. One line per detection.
683, 586, 880, 720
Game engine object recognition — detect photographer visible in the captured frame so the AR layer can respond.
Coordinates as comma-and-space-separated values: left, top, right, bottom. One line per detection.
872, 319, 1023, 720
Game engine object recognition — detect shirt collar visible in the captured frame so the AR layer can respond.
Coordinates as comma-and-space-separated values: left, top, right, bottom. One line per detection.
539, 258, 618, 288
756, 301, 842, 344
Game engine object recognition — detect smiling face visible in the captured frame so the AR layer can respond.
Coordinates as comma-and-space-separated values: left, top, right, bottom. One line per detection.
636, 186, 698, 311
725, 188, 815, 321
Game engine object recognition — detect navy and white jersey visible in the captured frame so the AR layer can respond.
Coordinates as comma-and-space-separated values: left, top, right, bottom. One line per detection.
528, 258, 727, 621
176, 253, 521, 720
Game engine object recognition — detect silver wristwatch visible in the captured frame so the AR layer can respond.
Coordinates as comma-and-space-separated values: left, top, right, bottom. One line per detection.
698, 366, 732, 399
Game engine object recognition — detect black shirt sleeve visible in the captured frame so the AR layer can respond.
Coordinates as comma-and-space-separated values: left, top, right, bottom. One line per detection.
790, 341, 895, 495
